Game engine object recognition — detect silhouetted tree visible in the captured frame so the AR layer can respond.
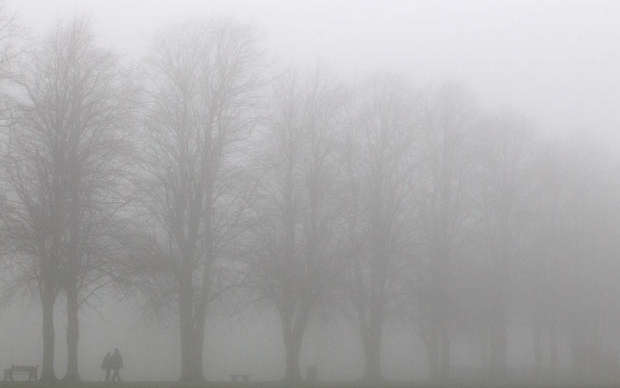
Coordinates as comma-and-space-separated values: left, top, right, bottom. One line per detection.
246, 68, 348, 381
133, 19, 264, 382
0, 19, 136, 381
475, 113, 536, 379
531, 135, 620, 380
413, 84, 481, 380
344, 74, 417, 381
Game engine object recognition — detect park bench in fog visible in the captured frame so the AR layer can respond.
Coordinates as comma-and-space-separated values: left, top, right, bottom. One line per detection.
230, 373, 250, 382
3, 365, 38, 381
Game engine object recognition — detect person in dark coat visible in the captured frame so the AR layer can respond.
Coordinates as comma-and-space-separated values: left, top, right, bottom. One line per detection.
101, 352, 111, 382
109, 348, 124, 382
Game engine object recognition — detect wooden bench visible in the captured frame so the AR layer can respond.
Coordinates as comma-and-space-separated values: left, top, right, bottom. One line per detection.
4, 365, 38, 381
230, 374, 249, 382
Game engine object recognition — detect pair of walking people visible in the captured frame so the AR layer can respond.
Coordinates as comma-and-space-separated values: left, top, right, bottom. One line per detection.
101, 348, 123, 382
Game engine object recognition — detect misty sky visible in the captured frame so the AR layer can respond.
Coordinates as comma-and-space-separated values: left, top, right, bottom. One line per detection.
6, 0, 620, 142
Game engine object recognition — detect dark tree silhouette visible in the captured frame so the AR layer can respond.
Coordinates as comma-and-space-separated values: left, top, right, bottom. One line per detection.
0, 19, 136, 381
247, 68, 348, 381
132, 19, 264, 382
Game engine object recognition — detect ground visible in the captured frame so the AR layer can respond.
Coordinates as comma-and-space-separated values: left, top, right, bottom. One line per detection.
1, 380, 620, 388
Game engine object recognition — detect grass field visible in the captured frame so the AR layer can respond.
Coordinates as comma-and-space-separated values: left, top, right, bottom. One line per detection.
1, 380, 620, 388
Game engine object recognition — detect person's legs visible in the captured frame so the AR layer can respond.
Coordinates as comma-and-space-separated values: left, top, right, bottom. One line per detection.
112, 369, 119, 382
105, 369, 110, 382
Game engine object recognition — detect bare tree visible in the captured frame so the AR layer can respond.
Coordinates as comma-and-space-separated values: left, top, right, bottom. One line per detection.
245, 68, 348, 381
525, 137, 575, 377
0, 19, 136, 381
529, 135, 620, 380
133, 19, 264, 382
475, 113, 537, 379
344, 74, 417, 381
412, 83, 481, 380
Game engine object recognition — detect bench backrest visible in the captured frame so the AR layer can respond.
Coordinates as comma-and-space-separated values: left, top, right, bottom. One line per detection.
11, 365, 37, 372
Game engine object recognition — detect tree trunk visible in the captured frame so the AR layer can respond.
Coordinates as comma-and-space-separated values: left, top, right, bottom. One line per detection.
479, 324, 489, 370
361, 304, 384, 382
64, 284, 80, 381
179, 286, 204, 382
549, 322, 558, 377
179, 327, 203, 382
489, 266, 507, 380
533, 323, 542, 378
40, 288, 57, 381
422, 322, 440, 381
425, 316, 450, 381
489, 312, 507, 379
439, 321, 451, 380
280, 304, 311, 382
363, 231, 386, 382
283, 327, 303, 381
362, 326, 383, 381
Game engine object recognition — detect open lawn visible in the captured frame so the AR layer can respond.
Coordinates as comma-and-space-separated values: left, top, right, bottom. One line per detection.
1, 380, 620, 388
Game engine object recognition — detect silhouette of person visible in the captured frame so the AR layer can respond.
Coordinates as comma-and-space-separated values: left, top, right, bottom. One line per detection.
109, 348, 124, 382
101, 352, 111, 382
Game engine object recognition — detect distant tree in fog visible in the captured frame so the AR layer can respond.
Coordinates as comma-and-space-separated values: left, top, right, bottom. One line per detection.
0, 19, 136, 381
525, 138, 576, 377
411, 84, 481, 380
245, 68, 348, 381
530, 136, 620, 379
128, 19, 264, 382
343, 74, 417, 381
474, 113, 537, 379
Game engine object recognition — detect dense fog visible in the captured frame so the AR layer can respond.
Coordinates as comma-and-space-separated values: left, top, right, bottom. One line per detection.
0, 0, 619, 384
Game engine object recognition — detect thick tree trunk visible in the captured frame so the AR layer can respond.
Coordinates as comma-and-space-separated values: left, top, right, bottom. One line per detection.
283, 327, 303, 381
40, 289, 57, 381
439, 322, 451, 380
489, 263, 508, 380
533, 323, 542, 378
179, 286, 204, 382
425, 317, 450, 381
425, 326, 440, 381
549, 323, 558, 377
64, 284, 80, 381
280, 304, 311, 382
426, 248, 451, 381
360, 299, 384, 382
179, 328, 203, 382
362, 324, 383, 381
479, 324, 489, 370
363, 232, 386, 382
489, 313, 507, 379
